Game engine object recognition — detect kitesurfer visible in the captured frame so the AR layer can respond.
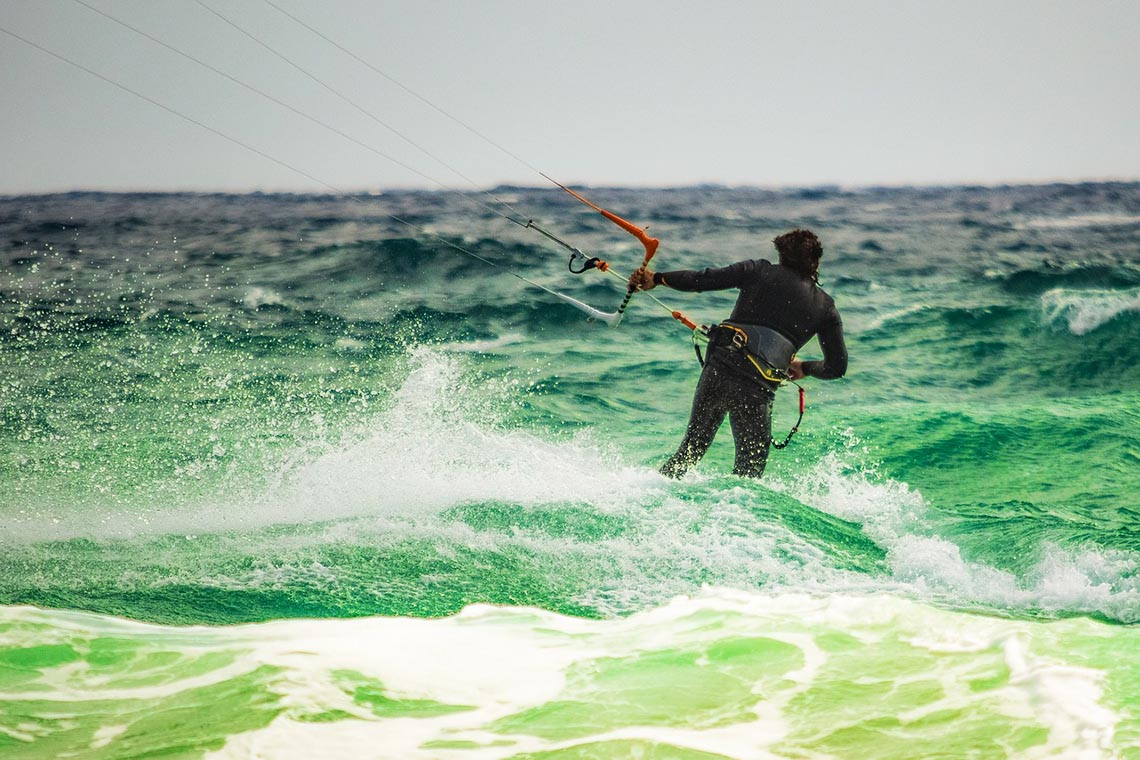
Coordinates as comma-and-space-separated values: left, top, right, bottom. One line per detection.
629, 229, 847, 479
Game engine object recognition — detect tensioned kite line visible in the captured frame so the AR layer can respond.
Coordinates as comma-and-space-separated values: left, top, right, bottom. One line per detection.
15, 0, 736, 330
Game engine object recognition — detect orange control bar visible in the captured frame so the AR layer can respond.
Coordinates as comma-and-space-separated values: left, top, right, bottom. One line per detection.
541, 173, 659, 264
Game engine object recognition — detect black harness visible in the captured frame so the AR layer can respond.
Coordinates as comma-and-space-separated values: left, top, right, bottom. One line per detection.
693, 321, 805, 449
697, 322, 794, 377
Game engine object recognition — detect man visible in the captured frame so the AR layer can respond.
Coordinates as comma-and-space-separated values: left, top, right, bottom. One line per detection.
628, 229, 847, 479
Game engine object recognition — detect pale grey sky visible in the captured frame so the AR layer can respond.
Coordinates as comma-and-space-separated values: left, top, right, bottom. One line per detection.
2, 0, 1138, 193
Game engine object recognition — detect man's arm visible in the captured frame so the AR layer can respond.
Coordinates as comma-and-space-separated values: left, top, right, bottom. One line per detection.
630, 260, 756, 293
796, 316, 847, 380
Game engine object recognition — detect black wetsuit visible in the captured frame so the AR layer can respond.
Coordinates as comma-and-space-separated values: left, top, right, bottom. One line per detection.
657, 258, 847, 478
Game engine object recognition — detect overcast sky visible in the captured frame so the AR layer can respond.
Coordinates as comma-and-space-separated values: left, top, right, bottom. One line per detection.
2, 0, 1138, 193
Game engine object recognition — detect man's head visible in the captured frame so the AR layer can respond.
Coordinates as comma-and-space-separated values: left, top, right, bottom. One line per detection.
774, 229, 822, 282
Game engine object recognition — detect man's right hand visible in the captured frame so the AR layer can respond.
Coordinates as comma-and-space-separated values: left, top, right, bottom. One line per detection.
629, 266, 656, 292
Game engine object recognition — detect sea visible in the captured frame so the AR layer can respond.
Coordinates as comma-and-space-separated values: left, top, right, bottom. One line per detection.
2, 183, 1139, 758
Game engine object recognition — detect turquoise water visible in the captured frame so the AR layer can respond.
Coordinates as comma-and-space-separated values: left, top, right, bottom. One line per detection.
2, 185, 1140, 757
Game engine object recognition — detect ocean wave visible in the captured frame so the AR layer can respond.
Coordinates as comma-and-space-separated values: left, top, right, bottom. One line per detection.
858, 303, 928, 332
1040, 286, 1140, 335
6, 347, 1136, 628
993, 264, 1140, 294
0, 592, 1132, 758
0, 348, 878, 620
1015, 213, 1140, 230
781, 453, 1140, 624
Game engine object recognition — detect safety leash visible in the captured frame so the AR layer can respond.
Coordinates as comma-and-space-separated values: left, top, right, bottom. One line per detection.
770, 383, 806, 449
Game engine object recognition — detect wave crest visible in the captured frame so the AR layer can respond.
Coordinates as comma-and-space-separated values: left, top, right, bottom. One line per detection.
1041, 287, 1140, 335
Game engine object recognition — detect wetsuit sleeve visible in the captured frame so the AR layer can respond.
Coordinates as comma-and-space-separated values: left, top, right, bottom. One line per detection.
800, 309, 847, 380
658, 260, 757, 292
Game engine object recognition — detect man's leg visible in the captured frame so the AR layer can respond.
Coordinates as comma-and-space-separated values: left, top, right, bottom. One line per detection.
728, 387, 773, 478
660, 363, 729, 478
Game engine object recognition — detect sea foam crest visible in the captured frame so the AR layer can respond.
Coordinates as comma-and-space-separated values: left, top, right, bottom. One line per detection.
1016, 212, 1140, 229
279, 346, 655, 524
784, 453, 1140, 623
1040, 286, 1140, 335
242, 286, 288, 309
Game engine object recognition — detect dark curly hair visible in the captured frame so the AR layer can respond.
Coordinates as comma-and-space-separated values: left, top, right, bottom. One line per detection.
773, 229, 822, 283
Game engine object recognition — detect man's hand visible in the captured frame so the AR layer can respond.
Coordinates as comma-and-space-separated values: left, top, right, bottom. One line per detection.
628, 266, 656, 292
787, 359, 806, 380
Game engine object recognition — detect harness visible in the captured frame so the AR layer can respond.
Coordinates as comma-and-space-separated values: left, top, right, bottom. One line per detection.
693, 321, 806, 449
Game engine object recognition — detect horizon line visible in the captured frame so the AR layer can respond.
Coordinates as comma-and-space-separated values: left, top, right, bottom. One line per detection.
4, 175, 1140, 199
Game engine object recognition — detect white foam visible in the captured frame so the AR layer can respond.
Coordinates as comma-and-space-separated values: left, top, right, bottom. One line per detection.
241, 286, 287, 309
784, 452, 1140, 622
333, 337, 368, 351
1016, 213, 1140, 230
571, 486, 861, 616
858, 303, 927, 332
2, 589, 1128, 759
438, 333, 526, 352
777, 451, 928, 542
1040, 286, 1140, 335
277, 348, 655, 525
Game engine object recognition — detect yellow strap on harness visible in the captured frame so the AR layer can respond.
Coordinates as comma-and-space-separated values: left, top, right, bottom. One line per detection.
745, 353, 788, 384
717, 324, 791, 384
